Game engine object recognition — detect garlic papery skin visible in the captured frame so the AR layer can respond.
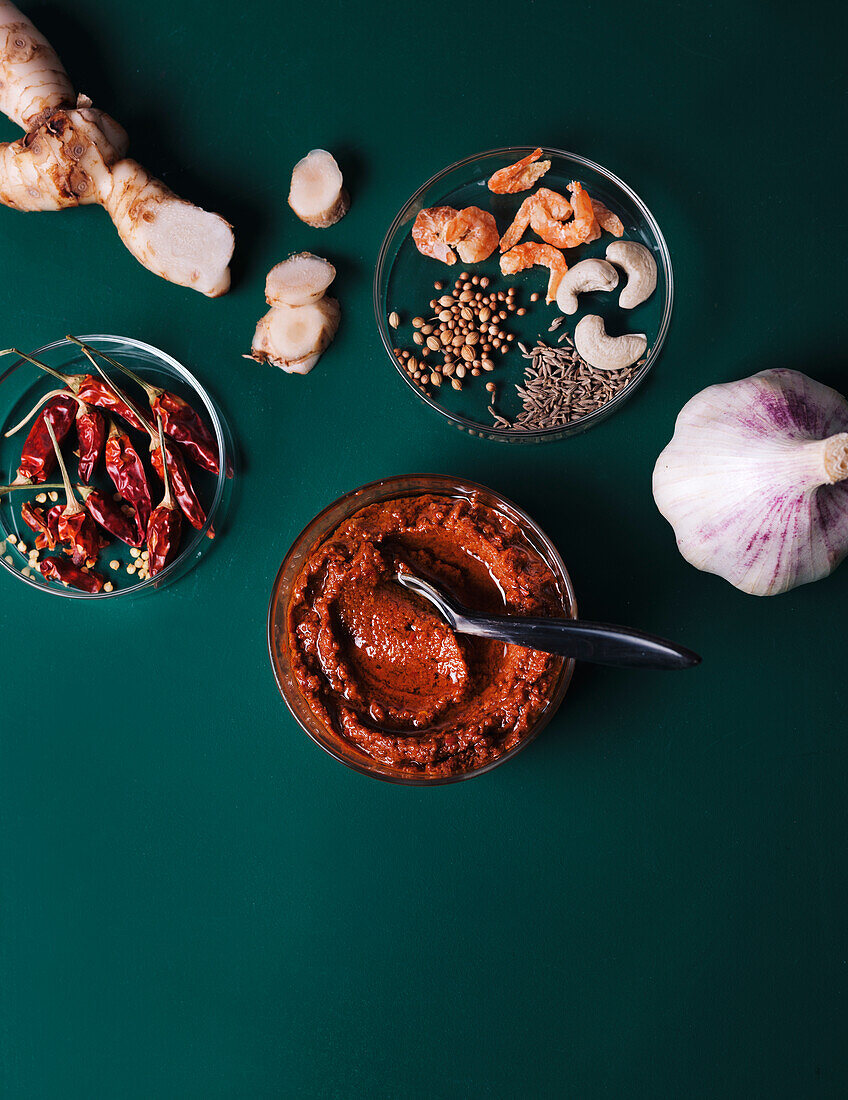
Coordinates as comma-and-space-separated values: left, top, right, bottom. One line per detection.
652, 369, 848, 596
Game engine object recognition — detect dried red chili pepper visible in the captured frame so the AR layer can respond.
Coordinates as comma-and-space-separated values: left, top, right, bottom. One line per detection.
149, 439, 210, 532
146, 417, 183, 575
44, 504, 64, 550
76, 375, 147, 431
76, 404, 107, 483
39, 556, 104, 592
44, 419, 108, 568
104, 419, 152, 536
67, 336, 231, 477
20, 500, 59, 550
12, 394, 77, 484
83, 356, 213, 536
77, 485, 142, 547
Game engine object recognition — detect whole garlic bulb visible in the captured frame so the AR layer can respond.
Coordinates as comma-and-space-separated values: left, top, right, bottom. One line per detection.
653, 369, 848, 595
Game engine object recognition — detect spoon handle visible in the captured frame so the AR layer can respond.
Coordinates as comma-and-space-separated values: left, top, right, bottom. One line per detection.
455, 614, 701, 670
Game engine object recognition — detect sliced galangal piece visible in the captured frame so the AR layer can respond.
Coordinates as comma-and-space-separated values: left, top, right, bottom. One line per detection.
265, 252, 336, 307
250, 296, 340, 374
500, 243, 568, 304
288, 149, 349, 228
487, 147, 551, 194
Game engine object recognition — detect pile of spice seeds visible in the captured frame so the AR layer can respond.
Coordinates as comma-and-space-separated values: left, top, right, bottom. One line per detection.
489, 332, 647, 432
390, 275, 530, 392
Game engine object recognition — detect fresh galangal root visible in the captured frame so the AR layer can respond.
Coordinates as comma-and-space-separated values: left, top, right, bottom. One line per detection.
265, 252, 336, 306
0, 2, 233, 295
288, 149, 349, 229
249, 254, 340, 373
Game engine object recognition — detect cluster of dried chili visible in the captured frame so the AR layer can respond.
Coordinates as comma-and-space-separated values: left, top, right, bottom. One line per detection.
81, 351, 211, 537
5, 386, 107, 485
3, 341, 223, 591
68, 336, 231, 477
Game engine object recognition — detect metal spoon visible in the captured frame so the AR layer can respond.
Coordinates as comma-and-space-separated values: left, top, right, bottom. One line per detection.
396, 570, 701, 671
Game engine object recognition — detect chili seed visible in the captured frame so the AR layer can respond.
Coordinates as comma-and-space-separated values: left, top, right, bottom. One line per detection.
103, 582, 114, 592
35, 493, 47, 503
130, 547, 140, 558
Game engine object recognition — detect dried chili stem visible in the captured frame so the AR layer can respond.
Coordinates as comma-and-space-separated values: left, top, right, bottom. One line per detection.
0, 482, 63, 498
0, 347, 77, 390
80, 349, 155, 440
66, 336, 160, 401
44, 419, 83, 518
4, 387, 83, 437
156, 415, 173, 508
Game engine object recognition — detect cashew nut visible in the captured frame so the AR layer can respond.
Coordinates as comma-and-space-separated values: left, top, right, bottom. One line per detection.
605, 241, 657, 309
574, 315, 647, 371
555, 258, 619, 315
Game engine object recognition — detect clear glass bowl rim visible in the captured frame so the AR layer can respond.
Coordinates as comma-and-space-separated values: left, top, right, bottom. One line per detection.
373, 145, 674, 441
267, 473, 578, 786
0, 334, 230, 599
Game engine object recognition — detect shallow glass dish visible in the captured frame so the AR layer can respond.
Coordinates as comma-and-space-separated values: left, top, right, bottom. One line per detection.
267, 474, 577, 785
0, 335, 233, 598
374, 146, 673, 443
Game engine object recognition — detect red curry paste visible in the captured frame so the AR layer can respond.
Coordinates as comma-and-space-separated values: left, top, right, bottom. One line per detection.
287, 493, 566, 777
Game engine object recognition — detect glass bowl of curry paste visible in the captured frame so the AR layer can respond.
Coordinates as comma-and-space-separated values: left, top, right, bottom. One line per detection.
268, 475, 577, 784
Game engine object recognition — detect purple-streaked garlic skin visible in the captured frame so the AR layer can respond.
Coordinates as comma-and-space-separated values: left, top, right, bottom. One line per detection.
653, 369, 848, 596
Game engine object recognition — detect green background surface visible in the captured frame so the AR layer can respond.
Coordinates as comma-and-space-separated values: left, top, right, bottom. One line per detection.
1, 0, 846, 1096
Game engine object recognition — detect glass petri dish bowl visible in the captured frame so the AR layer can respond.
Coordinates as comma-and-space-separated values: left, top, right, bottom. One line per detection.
374, 146, 673, 443
267, 474, 578, 785
0, 334, 234, 598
